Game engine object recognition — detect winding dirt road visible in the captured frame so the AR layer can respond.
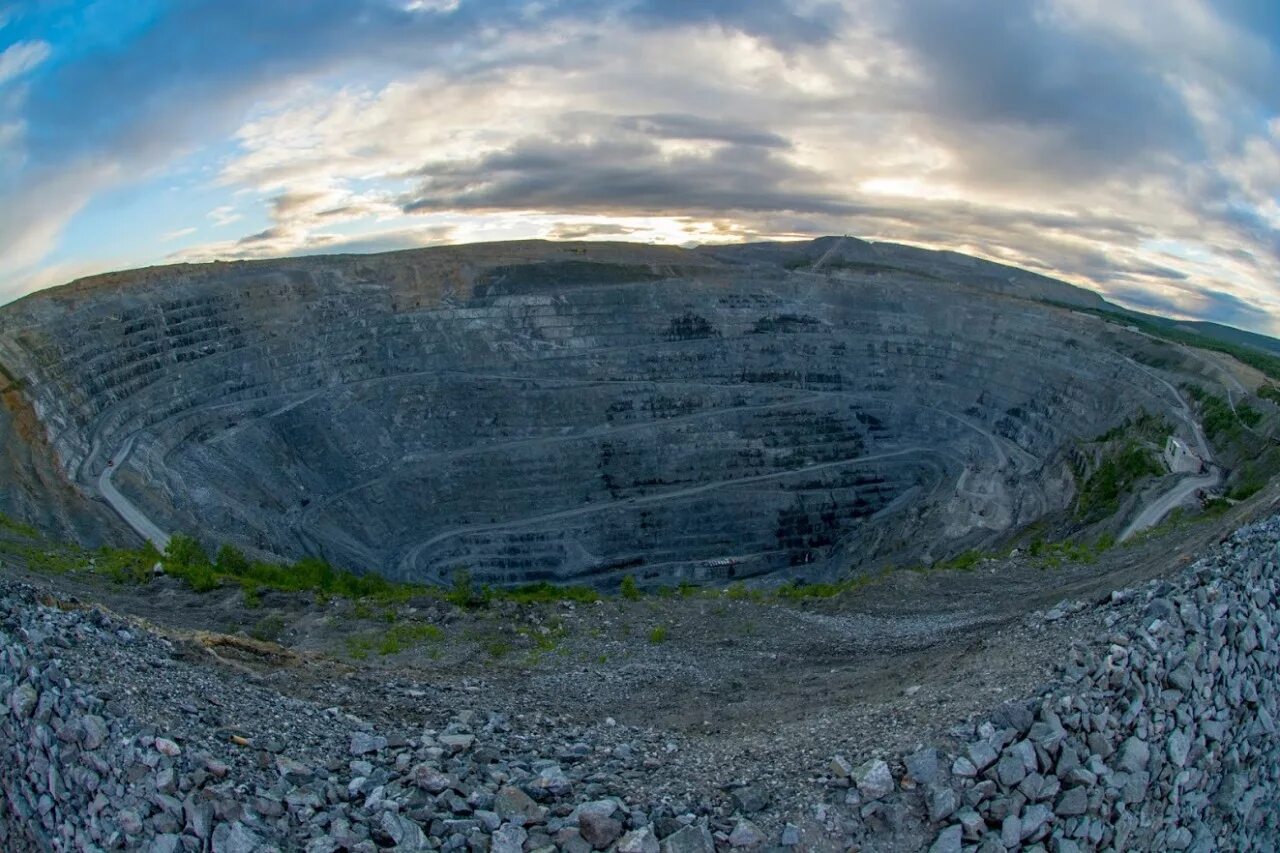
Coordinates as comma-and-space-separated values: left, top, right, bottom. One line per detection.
97, 436, 170, 550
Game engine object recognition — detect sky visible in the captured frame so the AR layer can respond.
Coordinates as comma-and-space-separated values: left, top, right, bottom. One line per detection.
1, 1, 1279, 334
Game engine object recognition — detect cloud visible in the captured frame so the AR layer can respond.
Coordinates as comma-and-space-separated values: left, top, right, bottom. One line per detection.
171, 222, 457, 263
547, 222, 644, 240
0, 40, 50, 86
1104, 280, 1277, 332
2, 0, 1279, 335
208, 205, 241, 227
401, 131, 852, 217
613, 113, 791, 149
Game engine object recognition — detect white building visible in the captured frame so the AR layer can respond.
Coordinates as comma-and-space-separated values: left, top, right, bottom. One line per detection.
1163, 436, 1203, 474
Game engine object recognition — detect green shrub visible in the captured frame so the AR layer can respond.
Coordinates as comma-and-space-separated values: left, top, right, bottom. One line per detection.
484, 638, 511, 659
215, 544, 251, 576
446, 569, 493, 609
164, 533, 208, 567
504, 581, 600, 605
249, 615, 285, 643
0, 512, 40, 540
1075, 442, 1162, 522
619, 574, 641, 600
647, 625, 668, 644
96, 545, 157, 585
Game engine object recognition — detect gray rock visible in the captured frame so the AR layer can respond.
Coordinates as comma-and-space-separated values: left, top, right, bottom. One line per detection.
997, 751, 1027, 787
956, 809, 985, 840
8, 684, 36, 719
1054, 787, 1088, 817
968, 741, 998, 772
349, 732, 387, 756
154, 737, 181, 757
118, 808, 144, 836
147, 835, 183, 853
579, 811, 623, 849
492, 823, 529, 853
1020, 804, 1053, 840
617, 826, 661, 853
906, 747, 940, 785
927, 785, 959, 823
929, 824, 962, 853
495, 785, 540, 821
730, 786, 770, 814
852, 759, 894, 800
1001, 815, 1021, 848
439, 733, 475, 753
728, 819, 766, 848
80, 714, 108, 750
411, 763, 452, 794
658, 824, 713, 853
1167, 730, 1191, 768
531, 765, 572, 798
1118, 737, 1149, 774
212, 822, 263, 853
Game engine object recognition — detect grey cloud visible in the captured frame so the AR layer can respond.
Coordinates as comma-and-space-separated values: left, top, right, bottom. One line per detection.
270, 191, 330, 218
546, 223, 643, 240
402, 134, 856, 217
1104, 281, 1275, 333
613, 113, 791, 148
882, 0, 1201, 177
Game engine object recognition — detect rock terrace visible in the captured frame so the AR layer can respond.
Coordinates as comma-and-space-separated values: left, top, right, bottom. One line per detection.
0, 238, 1231, 587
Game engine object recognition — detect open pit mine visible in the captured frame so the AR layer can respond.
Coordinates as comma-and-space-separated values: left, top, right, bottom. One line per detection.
0, 236, 1253, 589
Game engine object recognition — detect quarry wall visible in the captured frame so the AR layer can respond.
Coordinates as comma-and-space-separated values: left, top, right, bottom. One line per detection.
0, 243, 1204, 587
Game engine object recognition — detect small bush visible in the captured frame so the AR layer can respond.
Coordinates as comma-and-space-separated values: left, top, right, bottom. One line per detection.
484, 638, 511, 659
0, 512, 40, 540
620, 574, 641, 600
249, 615, 285, 643
648, 625, 668, 644
215, 544, 250, 576
447, 569, 492, 608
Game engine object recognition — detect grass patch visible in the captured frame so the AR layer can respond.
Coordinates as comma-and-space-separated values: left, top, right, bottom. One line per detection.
774, 573, 878, 599
1026, 536, 1112, 568
379, 622, 445, 655
501, 581, 601, 605
483, 638, 512, 659
647, 625, 669, 644
249, 615, 285, 643
0, 512, 40, 540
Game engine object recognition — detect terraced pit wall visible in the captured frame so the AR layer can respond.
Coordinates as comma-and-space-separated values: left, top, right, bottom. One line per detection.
0, 241, 1210, 586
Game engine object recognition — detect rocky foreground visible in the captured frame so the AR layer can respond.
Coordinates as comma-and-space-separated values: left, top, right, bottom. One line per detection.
3, 517, 1280, 851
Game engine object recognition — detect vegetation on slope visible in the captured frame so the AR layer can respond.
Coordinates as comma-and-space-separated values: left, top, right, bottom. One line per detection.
1182, 385, 1279, 501
1069, 304, 1280, 380
1072, 412, 1169, 524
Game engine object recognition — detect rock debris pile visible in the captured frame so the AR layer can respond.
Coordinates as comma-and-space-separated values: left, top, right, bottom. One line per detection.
3, 515, 1280, 851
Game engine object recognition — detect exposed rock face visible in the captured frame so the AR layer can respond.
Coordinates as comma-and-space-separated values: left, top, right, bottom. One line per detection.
0, 238, 1209, 585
